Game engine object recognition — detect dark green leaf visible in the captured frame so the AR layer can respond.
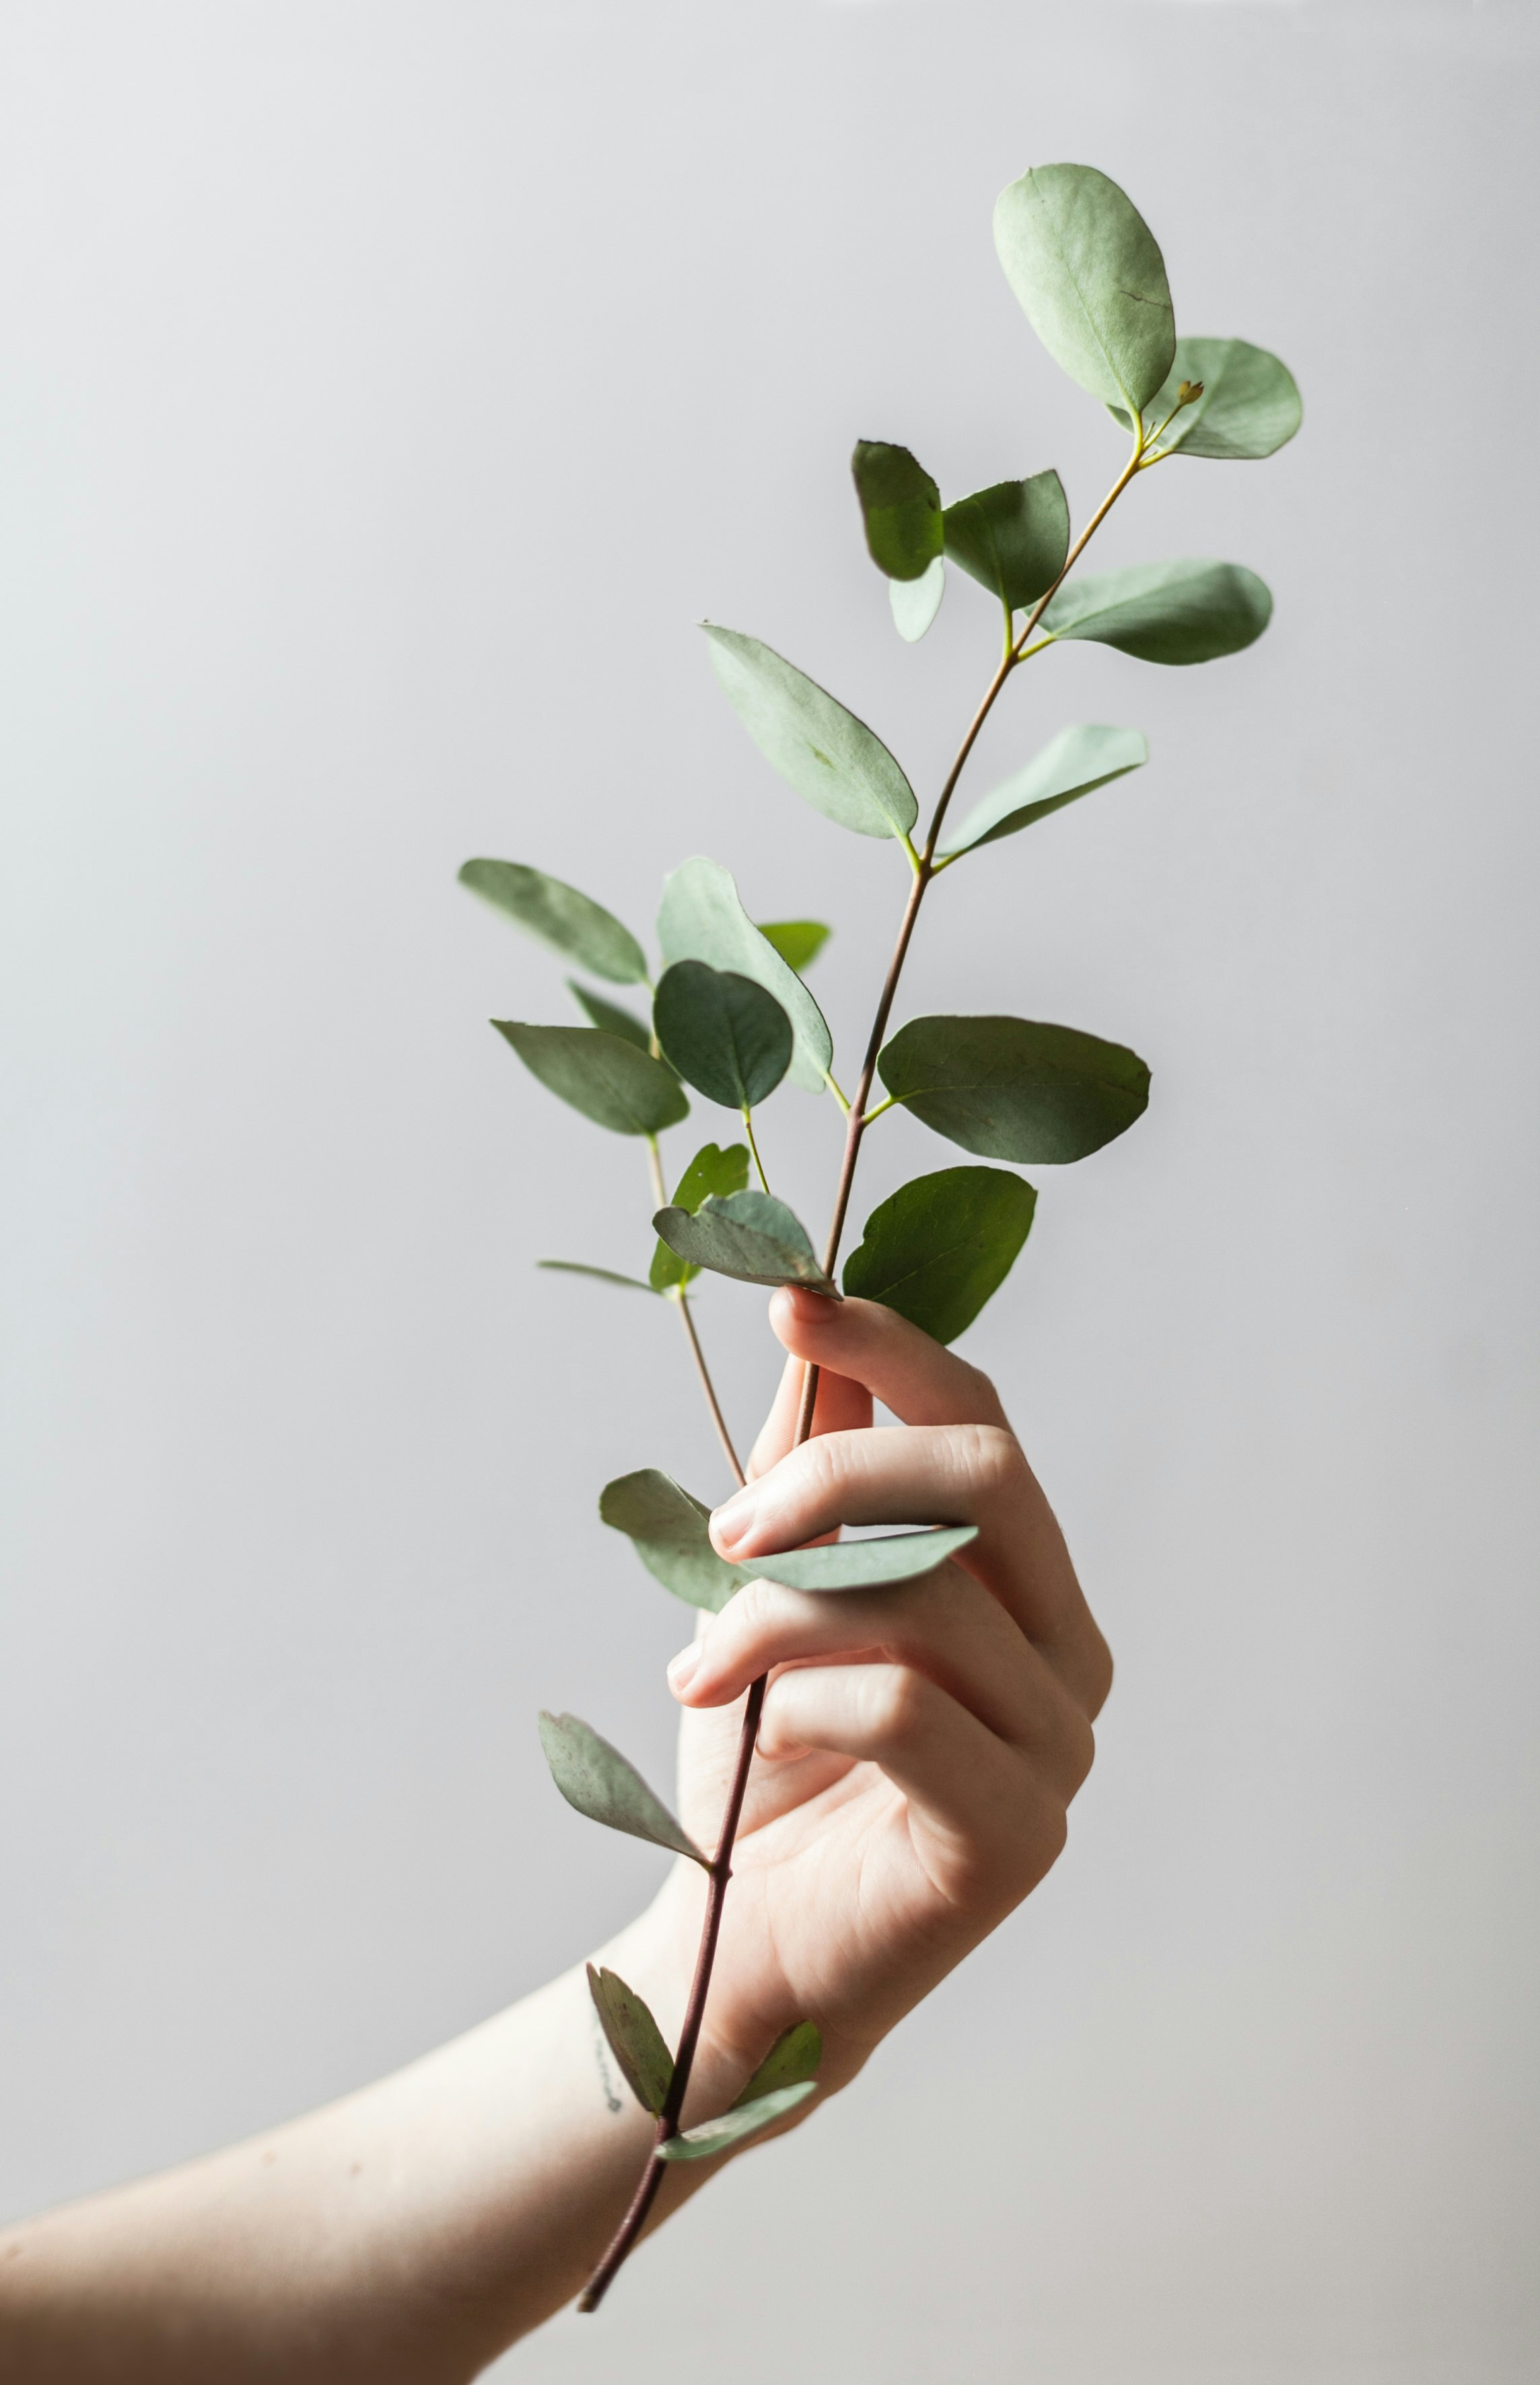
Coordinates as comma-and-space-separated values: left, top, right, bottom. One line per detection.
538, 1261, 660, 1294
940, 724, 1148, 860
1041, 559, 1271, 666
567, 979, 654, 1052
653, 1189, 837, 1294
658, 859, 833, 1094
993, 163, 1175, 415
731, 2021, 823, 2110
878, 1015, 1150, 1164
491, 1023, 689, 1136
537, 1711, 706, 1865
737, 1525, 977, 1593
656, 2082, 816, 2163
701, 625, 918, 843
600, 1468, 746, 1614
891, 557, 944, 643
851, 440, 944, 582
1116, 336, 1302, 460
650, 1141, 751, 1290
458, 860, 647, 985
843, 1167, 1037, 1345
654, 962, 792, 1111
942, 473, 1070, 615
756, 920, 831, 973
586, 1965, 675, 2116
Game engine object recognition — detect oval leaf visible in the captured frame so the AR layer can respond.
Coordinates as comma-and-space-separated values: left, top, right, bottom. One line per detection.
731, 2020, 823, 2110
600, 1467, 746, 1614
587, 1965, 674, 2116
941, 724, 1148, 859
843, 1167, 1037, 1346
653, 1189, 837, 1294
942, 472, 1070, 615
458, 860, 647, 985
878, 1015, 1150, 1164
851, 440, 944, 582
701, 625, 918, 842
492, 1022, 689, 1136
756, 920, 831, 973
538, 1261, 660, 1294
738, 1525, 978, 1593
654, 961, 793, 1111
537, 1711, 705, 1865
656, 2081, 816, 2164
567, 979, 654, 1052
650, 1140, 750, 1290
891, 555, 945, 642
1121, 336, 1302, 460
658, 858, 833, 1095
993, 162, 1175, 415
1041, 559, 1272, 666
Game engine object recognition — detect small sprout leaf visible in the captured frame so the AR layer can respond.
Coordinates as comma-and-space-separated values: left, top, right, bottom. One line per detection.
458, 860, 647, 984
891, 555, 945, 642
650, 1141, 750, 1290
756, 921, 831, 974
586, 1966, 675, 2116
536, 1712, 707, 1865
731, 2021, 823, 2109
1113, 337, 1301, 460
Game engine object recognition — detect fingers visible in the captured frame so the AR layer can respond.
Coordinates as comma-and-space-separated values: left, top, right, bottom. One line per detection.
767, 1288, 1009, 1430
747, 1346, 871, 1482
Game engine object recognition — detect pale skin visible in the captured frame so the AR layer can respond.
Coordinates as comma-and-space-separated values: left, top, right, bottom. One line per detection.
0, 1290, 1111, 2381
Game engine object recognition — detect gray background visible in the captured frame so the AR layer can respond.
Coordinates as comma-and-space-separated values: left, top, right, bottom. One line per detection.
2, 3, 1536, 2378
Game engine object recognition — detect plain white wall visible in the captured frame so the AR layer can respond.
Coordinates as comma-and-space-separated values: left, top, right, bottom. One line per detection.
2, 3, 1537, 2378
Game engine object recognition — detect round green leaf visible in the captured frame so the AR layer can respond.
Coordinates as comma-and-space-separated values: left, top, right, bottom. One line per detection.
942, 472, 1070, 615
890, 555, 945, 643
458, 859, 647, 985
1121, 336, 1302, 460
652, 1189, 836, 1293
567, 979, 654, 1052
654, 961, 793, 1111
731, 2021, 823, 2110
843, 1167, 1037, 1346
993, 163, 1175, 415
756, 920, 831, 973
587, 1965, 674, 2116
658, 858, 833, 1093
701, 625, 918, 842
878, 1015, 1150, 1164
851, 440, 944, 581
650, 1140, 750, 1290
941, 724, 1148, 859
491, 1021, 689, 1136
656, 2082, 816, 2163
600, 1467, 746, 1614
1041, 559, 1272, 666
737, 1525, 978, 1592
537, 1711, 706, 1865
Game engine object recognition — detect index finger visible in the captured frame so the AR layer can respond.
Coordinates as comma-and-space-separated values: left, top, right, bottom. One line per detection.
767, 1288, 1010, 1432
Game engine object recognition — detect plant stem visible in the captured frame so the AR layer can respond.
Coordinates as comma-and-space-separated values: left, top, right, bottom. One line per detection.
742, 1107, 771, 1196
646, 1134, 746, 1488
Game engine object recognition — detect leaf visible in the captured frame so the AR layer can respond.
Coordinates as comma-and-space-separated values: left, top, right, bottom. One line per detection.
656, 2082, 816, 2163
458, 860, 647, 986
942, 473, 1070, 615
851, 440, 944, 582
652, 1189, 837, 1294
586, 1965, 675, 2116
843, 1167, 1037, 1346
658, 858, 833, 1094
1040, 559, 1272, 666
492, 1022, 689, 1136
890, 556, 944, 643
736, 1525, 977, 1593
1116, 336, 1302, 460
650, 1140, 750, 1290
878, 1015, 1150, 1165
731, 2021, 823, 2110
600, 1468, 746, 1614
757, 920, 831, 973
536, 1711, 706, 1865
701, 625, 918, 843
538, 1261, 660, 1294
567, 979, 654, 1053
940, 724, 1148, 859
654, 962, 792, 1111
993, 162, 1175, 415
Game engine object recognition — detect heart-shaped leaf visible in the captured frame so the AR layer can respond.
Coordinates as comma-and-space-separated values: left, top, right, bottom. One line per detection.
600, 1468, 746, 1614
993, 162, 1175, 416
702, 626, 918, 843
1116, 336, 1302, 460
567, 980, 654, 1052
537, 1711, 706, 1865
656, 2082, 816, 2163
738, 1525, 978, 1592
843, 1167, 1037, 1346
891, 556, 945, 642
731, 2020, 823, 2110
653, 1189, 837, 1294
654, 962, 793, 1111
658, 858, 833, 1095
650, 1140, 750, 1291
940, 724, 1148, 859
942, 472, 1070, 615
878, 1015, 1150, 1164
538, 1261, 659, 1294
851, 440, 944, 582
756, 920, 831, 974
1041, 559, 1271, 666
459, 860, 647, 985
586, 1965, 675, 2116
492, 1023, 689, 1136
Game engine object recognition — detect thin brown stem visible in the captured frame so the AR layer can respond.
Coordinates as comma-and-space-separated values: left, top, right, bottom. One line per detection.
674, 1292, 746, 1488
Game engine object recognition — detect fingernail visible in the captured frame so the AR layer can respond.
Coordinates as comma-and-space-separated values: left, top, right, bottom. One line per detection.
711, 1488, 757, 1551
667, 1643, 700, 1691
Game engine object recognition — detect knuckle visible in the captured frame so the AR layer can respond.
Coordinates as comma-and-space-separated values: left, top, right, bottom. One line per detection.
868, 1665, 933, 1746
950, 1422, 1026, 1500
